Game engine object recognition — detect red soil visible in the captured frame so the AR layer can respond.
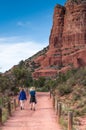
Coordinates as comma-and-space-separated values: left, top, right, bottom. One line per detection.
1, 92, 62, 130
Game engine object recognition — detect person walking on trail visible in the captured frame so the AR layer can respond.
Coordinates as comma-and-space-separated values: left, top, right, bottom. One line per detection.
18, 88, 27, 110
29, 87, 37, 111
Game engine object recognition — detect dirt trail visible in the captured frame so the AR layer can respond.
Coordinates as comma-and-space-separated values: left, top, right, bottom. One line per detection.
1, 92, 62, 130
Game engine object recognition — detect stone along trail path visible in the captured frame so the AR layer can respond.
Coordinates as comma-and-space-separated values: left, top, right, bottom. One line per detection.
1, 92, 62, 130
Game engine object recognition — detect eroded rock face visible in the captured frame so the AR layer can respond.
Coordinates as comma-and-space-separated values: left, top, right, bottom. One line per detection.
33, 0, 86, 79
62, 1, 86, 68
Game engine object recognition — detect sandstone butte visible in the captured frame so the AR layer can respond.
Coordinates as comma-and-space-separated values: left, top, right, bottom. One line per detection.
32, 0, 86, 79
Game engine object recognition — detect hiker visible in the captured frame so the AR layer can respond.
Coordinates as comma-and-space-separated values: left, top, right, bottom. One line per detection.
18, 87, 27, 110
29, 87, 37, 111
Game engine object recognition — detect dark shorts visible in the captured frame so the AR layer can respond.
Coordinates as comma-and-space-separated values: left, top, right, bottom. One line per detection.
30, 96, 37, 104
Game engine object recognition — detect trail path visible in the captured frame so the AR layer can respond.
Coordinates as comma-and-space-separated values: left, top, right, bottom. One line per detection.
1, 92, 62, 130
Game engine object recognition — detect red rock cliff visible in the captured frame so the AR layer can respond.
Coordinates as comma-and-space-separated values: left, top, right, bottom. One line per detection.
33, 0, 86, 79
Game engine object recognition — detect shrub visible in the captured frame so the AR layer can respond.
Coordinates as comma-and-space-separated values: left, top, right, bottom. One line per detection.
73, 93, 80, 101
2, 108, 8, 123
58, 84, 72, 96
36, 86, 49, 92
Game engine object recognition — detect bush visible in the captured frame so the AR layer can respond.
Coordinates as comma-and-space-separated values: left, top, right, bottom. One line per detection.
58, 84, 72, 96
36, 86, 49, 92
73, 93, 80, 101
2, 108, 8, 123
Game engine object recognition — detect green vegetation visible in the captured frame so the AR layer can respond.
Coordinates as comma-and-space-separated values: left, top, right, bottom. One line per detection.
58, 84, 72, 96
59, 117, 67, 130
29, 46, 48, 60
2, 108, 8, 123
0, 75, 10, 94
33, 77, 58, 92
51, 67, 86, 129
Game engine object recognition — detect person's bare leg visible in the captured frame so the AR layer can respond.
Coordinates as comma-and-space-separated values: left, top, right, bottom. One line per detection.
30, 103, 33, 110
22, 100, 25, 109
20, 100, 23, 110
33, 102, 35, 111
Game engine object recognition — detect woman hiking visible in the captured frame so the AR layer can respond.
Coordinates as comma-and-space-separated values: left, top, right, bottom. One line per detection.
18, 87, 27, 110
29, 87, 37, 111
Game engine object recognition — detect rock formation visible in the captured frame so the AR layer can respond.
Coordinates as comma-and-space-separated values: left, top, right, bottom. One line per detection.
33, 0, 86, 79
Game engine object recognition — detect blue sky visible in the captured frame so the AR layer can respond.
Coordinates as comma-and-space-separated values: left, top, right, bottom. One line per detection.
0, 0, 66, 72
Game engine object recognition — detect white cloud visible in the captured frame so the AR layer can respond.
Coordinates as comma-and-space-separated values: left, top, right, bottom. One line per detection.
0, 36, 19, 43
0, 37, 47, 73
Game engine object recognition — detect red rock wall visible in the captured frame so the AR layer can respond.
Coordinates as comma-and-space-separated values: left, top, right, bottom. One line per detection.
33, 1, 86, 79
62, 2, 86, 67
